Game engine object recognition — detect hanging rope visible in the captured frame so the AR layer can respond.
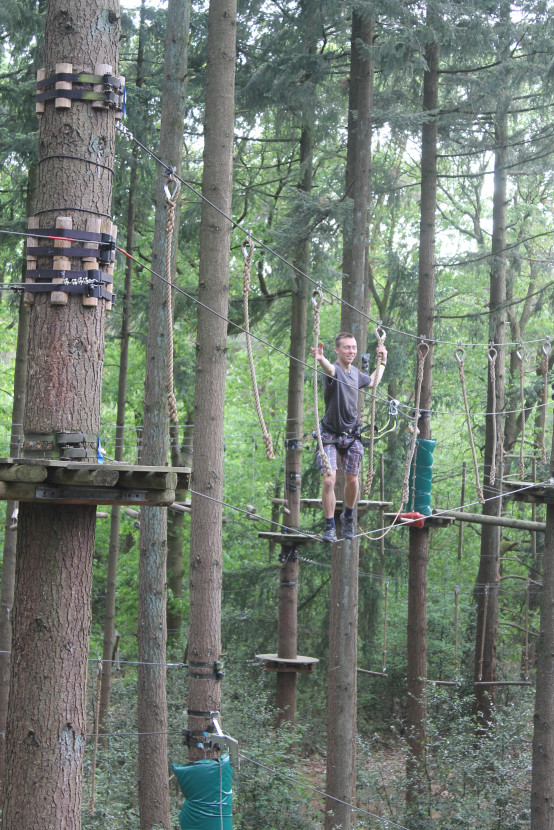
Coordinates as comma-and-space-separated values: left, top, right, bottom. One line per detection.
400, 340, 429, 508
88, 658, 103, 815
363, 326, 386, 496
455, 345, 485, 505
382, 580, 389, 674
488, 343, 498, 486
478, 584, 489, 682
242, 235, 274, 460
312, 289, 333, 477
540, 337, 550, 464
164, 172, 180, 425
517, 345, 526, 480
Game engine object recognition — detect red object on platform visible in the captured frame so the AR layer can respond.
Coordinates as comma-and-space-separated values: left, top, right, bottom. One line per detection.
399, 512, 426, 529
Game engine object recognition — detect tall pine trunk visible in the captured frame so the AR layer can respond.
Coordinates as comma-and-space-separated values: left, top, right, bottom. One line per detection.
405, 28, 438, 822
137, 0, 189, 825
1, 0, 119, 823
187, 0, 236, 761
325, 12, 372, 830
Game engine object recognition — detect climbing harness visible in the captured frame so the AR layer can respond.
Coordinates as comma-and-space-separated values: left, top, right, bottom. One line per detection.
517, 345, 526, 480
455, 344, 485, 505
164, 169, 180, 425
540, 337, 551, 464
242, 235, 274, 460
311, 288, 333, 477
362, 326, 386, 496
359, 398, 399, 446
488, 343, 498, 486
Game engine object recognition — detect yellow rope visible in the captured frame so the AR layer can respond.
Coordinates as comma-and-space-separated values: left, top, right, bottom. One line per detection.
363, 327, 386, 496
242, 236, 274, 460
455, 345, 485, 504
88, 658, 103, 815
540, 338, 550, 464
488, 344, 498, 486
517, 345, 526, 480
165, 175, 180, 426
312, 289, 333, 477
400, 341, 429, 508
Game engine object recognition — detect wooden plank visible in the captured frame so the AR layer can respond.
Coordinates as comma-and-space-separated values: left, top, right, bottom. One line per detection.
258, 531, 315, 544
502, 479, 554, 504
0, 481, 176, 506
301, 498, 393, 511
117, 469, 178, 490
47, 467, 119, 487
256, 653, 319, 674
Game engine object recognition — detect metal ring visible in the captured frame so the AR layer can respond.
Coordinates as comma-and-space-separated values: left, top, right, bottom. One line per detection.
375, 324, 386, 342
311, 288, 323, 309
164, 176, 180, 202
454, 346, 465, 365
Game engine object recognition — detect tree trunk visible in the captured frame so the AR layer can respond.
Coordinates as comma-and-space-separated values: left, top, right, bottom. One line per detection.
276, 121, 311, 725
473, 108, 508, 727
325, 13, 373, 830
187, 0, 236, 761
1, 0, 119, 824
530, 425, 554, 829
406, 30, 438, 821
98, 0, 147, 741
137, 0, 189, 825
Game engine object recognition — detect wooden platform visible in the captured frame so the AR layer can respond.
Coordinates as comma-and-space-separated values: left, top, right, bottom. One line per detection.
0, 459, 190, 506
384, 511, 455, 528
301, 498, 393, 513
502, 479, 554, 504
255, 653, 319, 673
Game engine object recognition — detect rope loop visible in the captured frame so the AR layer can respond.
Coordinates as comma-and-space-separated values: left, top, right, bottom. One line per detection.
375, 324, 386, 343
542, 336, 551, 357
241, 235, 274, 460
311, 287, 323, 311
164, 174, 181, 425
164, 169, 180, 203
454, 344, 485, 504
312, 290, 333, 478
363, 327, 387, 495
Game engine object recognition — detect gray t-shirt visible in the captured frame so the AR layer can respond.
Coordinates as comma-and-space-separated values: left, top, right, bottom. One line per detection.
320, 362, 372, 435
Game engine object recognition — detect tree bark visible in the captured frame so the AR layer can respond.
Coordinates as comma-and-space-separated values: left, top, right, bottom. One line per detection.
187, 0, 236, 761
325, 13, 373, 830
276, 121, 311, 725
137, 0, 189, 825
530, 424, 554, 829
406, 29, 438, 820
473, 108, 508, 726
1, 0, 119, 823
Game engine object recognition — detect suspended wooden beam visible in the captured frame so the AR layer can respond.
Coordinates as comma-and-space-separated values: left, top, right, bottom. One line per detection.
502, 479, 554, 504
301, 498, 393, 512
258, 531, 315, 545
357, 668, 388, 678
439, 509, 545, 533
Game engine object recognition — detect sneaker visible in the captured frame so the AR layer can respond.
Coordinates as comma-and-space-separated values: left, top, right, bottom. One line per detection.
322, 525, 337, 543
340, 511, 354, 539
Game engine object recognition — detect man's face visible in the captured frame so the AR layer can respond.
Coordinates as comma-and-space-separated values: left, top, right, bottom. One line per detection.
335, 336, 357, 367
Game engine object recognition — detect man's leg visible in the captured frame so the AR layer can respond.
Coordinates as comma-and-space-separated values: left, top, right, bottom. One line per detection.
322, 470, 337, 518
343, 472, 359, 510
339, 441, 363, 539
317, 443, 338, 541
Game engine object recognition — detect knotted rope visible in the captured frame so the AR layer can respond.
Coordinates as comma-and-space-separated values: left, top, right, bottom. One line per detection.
164, 173, 180, 425
540, 338, 550, 464
455, 345, 485, 504
363, 326, 386, 496
242, 236, 274, 460
517, 345, 526, 480
488, 343, 498, 486
400, 340, 429, 509
312, 289, 333, 477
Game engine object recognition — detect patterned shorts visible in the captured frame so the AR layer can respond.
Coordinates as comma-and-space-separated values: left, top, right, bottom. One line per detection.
316, 431, 364, 476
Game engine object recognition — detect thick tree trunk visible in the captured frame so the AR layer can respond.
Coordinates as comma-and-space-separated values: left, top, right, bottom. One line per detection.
187, 0, 236, 761
325, 14, 373, 830
1, 0, 119, 824
137, 0, 189, 825
473, 109, 507, 726
406, 31, 438, 821
530, 424, 554, 829
276, 122, 311, 725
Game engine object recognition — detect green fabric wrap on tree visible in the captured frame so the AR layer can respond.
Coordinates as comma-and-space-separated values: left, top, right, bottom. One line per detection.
172, 752, 233, 829
407, 438, 436, 516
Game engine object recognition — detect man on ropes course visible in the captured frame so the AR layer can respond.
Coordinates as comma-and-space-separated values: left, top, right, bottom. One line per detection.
311, 332, 387, 542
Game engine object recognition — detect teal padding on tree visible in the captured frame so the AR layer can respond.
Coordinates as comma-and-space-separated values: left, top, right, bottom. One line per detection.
172, 752, 233, 830
407, 438, 436, 516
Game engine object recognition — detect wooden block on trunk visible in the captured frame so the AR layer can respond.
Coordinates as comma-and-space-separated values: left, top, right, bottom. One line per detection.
55, 62, 72, 109
51, 216, 71, 305
82, 216, 102, 307
35, 68, 46, 114
92, 63, 111, 110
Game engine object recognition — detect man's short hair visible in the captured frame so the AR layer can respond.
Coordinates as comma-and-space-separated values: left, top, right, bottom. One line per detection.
335, 332, 357, 348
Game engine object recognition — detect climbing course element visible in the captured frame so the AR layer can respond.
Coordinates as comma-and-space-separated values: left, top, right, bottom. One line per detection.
406, 437, 436, 517
164, 170, 180, 425
311, 289, 333, 477
455, 344, 485, 505
540, 337, 551, 464
517, 345, 526, 480
400, 339, 429, 510
242, 235, 274, 460
488, 343, 498, 486
363, 326, 386, 496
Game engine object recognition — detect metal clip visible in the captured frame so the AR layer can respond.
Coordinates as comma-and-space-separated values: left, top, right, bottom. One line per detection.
164, 169, 180, 202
